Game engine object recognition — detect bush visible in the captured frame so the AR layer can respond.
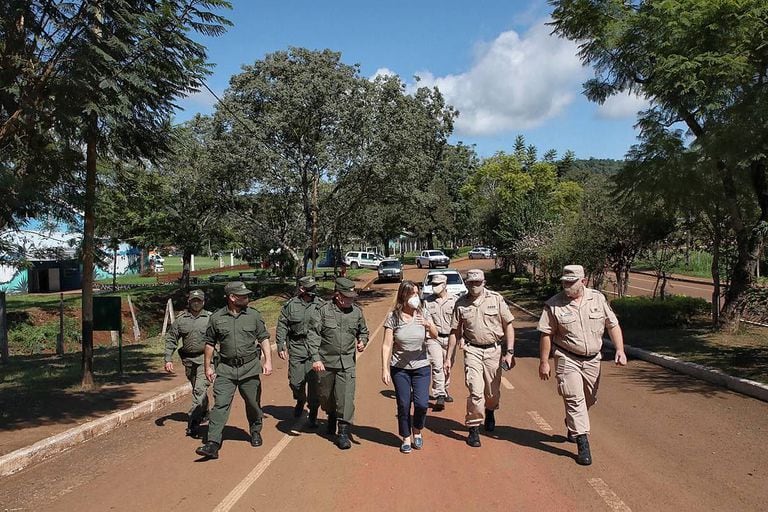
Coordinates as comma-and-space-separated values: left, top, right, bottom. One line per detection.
611, 295, 709, 329
8, 317, 82, 355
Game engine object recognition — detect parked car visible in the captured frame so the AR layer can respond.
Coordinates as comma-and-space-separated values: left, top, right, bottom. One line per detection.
420, 269, 467, 299
344, 251, 383, 269
416, 250, 450, 269
377, 259, 403, 282
468, 247, 493, 259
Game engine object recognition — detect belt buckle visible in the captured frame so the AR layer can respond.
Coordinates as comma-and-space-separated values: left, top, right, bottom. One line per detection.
232, 357, 242, 366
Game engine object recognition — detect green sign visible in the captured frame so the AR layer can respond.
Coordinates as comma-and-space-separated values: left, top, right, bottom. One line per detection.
93, 296, 122, 331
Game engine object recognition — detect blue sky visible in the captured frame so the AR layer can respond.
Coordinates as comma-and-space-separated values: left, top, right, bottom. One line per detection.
176, 0, 648, 160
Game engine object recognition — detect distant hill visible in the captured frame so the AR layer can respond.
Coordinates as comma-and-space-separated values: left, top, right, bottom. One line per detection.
570, 158, 625, 175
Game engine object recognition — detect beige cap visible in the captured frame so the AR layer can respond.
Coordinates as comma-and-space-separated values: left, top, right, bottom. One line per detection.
465, 269, 485, 282
431, 274, 448, 284
560, 265, 585, 282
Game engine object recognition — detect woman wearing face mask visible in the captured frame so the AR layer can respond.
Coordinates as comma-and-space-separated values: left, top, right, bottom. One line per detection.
381, 280, 439, 453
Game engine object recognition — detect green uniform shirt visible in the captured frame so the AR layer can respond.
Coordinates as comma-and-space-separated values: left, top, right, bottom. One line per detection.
205, 306, 270, 374
276, 295, 325, 358
164, 309, 212, 364
307, 301, 369, 369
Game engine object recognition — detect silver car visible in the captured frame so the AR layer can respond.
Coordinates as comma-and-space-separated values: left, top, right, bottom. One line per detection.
416, 250, 450, 269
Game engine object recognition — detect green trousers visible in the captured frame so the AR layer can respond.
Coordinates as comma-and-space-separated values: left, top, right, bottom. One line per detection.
318, 366, 356, 424
206, 363, 262, 445
289, 357, 320, 412
184, 361, 210, 423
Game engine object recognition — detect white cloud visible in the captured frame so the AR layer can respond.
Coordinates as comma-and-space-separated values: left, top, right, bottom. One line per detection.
597, 92, 650, 119
183, 87, 219, 108
370, 67, 397, 80
412, 20, 588, 135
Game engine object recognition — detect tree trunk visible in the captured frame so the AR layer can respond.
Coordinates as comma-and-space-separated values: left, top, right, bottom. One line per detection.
180, 249, 192, 290
719, 232, 761, 331
81, 124, 97, 389
711, 230, 721, 326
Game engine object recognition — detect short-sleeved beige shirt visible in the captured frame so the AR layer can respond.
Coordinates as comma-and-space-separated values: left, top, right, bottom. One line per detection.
451, 289, 514, 345
537, 288, 619, 357
424, 294, 457, 338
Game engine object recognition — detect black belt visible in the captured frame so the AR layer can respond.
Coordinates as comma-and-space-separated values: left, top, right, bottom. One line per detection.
178, 349, 203, 358
553, 344, 599, 360
438, 332, 451, 338
220, 352, 259, 367
464, 340, 500, 349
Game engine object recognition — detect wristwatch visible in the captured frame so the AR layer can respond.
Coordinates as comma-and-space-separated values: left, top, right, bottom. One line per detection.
506, 348, 515, 356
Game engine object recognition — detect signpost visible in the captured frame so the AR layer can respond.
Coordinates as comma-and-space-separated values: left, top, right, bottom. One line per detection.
94, 296, 122, 375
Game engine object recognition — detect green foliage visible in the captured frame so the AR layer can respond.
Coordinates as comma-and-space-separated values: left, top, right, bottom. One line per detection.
611, 295, 710, 329
8, 317, 81, 355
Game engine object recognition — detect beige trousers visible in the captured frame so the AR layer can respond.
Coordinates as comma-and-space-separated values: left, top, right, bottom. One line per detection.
427, 337, 452, 397
463, 343, 502, 427
554, 347, 602, 436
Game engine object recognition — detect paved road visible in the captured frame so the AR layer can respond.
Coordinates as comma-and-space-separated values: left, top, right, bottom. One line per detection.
604, 272, 716, 302
2, 259, 767, 511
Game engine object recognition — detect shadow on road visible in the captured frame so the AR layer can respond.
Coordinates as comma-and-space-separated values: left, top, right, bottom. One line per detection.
155, 411, 187, 427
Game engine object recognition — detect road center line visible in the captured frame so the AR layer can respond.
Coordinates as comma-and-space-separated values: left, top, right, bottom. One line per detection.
501, 376, 515, 390
588, 478, 632, 512
214, 311, 389, 512
526, 410, 553, 431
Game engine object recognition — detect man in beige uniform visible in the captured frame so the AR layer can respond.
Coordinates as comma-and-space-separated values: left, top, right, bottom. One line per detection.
446, 269, 515, 447
537, 265, 627, 466
424, 273, 457, 411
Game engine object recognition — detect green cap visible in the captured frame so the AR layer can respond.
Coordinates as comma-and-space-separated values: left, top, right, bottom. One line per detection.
298, 276, 317, 289
334, 277, 357, 297
188, 289, 205, 301
224, 281, 252, 296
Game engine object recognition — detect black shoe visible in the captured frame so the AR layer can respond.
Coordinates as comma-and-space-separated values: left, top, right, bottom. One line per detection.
484, 409, 496, 432
466, 426, 481, 447
337, 423, 351, 450
444, 394, 454, 403
294, 400, 306, 418
326, 413, 337, 435
433, 396, 445, 411
251, 432, 263, 447
307, 409, 319, 428
186, 419, 201, 438
195, 441, 220, 459
576, 434, 592, 465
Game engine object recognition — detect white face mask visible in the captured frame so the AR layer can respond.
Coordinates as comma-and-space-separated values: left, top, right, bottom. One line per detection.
468, 284, 484, 296
433, 283, 446, 295
407, 296, 421, 309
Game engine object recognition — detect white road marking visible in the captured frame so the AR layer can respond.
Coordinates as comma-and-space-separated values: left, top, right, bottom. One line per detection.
501, 376, 515, 390
526, 410, 553, 431
213, 313, 389, 512
212, 435, 293, 512
588, 478, 632, 512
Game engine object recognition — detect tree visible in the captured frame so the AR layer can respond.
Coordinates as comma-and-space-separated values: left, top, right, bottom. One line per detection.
550, 0, 768, 331
1, 1, 231, 387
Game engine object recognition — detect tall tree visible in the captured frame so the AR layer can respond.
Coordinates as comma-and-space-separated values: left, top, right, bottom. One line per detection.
550, 0, 768, 330
1, 1, 231, 386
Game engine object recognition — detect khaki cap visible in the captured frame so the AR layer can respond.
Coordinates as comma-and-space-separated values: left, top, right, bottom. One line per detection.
298, 276, 317, 289
188, 289, 205, 301
431, 274, 448, 284
560, 265, 585, 282
224, 281, 252, 296
335, 277, 357, 297
465, 269, 485, 282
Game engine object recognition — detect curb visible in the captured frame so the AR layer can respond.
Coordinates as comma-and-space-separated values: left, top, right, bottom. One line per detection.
505, 300, 768, 404
0, 383, 190, 478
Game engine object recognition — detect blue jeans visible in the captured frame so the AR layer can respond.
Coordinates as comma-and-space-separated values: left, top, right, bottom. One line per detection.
391, 365, 430, 438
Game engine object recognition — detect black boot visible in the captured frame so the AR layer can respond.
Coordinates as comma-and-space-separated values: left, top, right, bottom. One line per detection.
337, 423, 351, 450
484, 409, 496, 432
307, 408, 319, 428
195, 441, 220, 459
466, 426, 481, 447
433, 396, 445, 412
294, 399, 306, 418
576, 434, 592, 466
251, 431, 263, 447
326, 413, 337, 435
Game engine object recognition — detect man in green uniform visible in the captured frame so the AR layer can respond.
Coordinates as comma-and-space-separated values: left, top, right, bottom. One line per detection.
276, 276, 325, 427
195, 281, 273, 460
307, 277, 369, 450
164, 289, 212, 438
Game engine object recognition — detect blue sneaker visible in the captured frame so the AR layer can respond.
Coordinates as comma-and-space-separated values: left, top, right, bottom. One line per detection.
400, 442, 412, 454
413, 436, 423, 450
